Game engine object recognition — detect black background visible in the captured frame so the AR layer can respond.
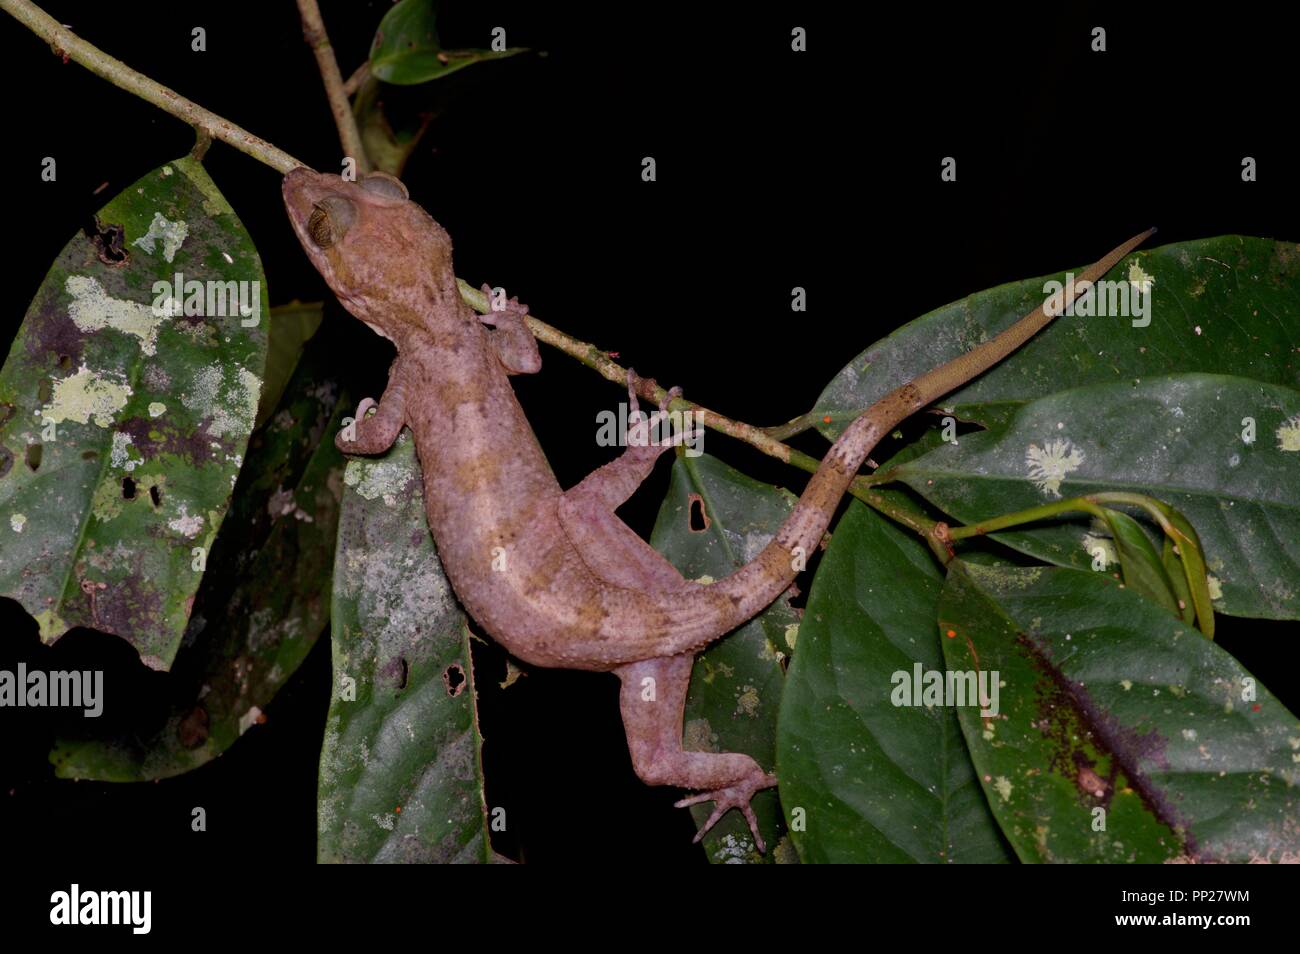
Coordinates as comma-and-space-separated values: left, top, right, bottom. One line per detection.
0, 0, 1297, 879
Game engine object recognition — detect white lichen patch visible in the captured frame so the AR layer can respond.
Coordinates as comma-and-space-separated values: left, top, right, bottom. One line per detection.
131, 211, 189, 263
1206, 574, 1224, 601
43, 363, 132, 426
10, 513, 26, 533
110, 431, 138, 471
148, 401, 166, 418
167, 503, 205, 538
1275, 413, 1300, 452
1025, 438, 1085, 497
783, 622, 799, 650
181, 364, 261, 438
237, 705, 262, 735
1128, 261, 1155, 294
993, 776, 1014, 802
734, 684, 760, 718
343, 433, 414, 506
65, 275, 165, 356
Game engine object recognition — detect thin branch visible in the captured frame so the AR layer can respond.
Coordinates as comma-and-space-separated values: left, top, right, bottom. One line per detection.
455, 281, 929, 533
342, 61, 370, 97
1, 0, 306, 173
295, 0, 370, 174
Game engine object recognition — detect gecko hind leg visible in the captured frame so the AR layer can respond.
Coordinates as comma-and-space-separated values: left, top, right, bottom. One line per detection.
616, 654, 777, 852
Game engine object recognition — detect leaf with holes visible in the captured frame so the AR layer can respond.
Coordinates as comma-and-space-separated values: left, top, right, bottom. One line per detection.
940, 561, 1300, 863
318, 433, 489, 862
649, 452, 798, 863
369, 0, 527, 85
895, 374, 1300, 620
0, 157, 267, 669
814, 236, 1299, 436
50, 339, 344, 780
776, 500, 1013, 863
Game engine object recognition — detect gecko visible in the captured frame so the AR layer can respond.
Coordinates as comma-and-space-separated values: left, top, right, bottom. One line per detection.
283, 166, 1153, 852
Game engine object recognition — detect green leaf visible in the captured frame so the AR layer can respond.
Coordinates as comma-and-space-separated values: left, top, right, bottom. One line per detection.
896, 375, 1300, 620
1098, 509, 1181, 616
0, 157, 268, 668
50, 342, 345, 779
254, 301, 321, 430
776, 500, 1012, 863
369, 0, 526, 85
353, 77, 437, 178
649, 453, 794, 863
939, 561, 1300, 863
318, 432, 489, 863
814, 236, 1299, 436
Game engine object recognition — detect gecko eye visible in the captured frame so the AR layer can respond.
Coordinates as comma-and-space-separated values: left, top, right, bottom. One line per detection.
359, 172, 410, 201
306, 196, 357, 249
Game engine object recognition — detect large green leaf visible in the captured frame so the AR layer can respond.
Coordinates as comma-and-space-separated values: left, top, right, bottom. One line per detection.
318, 432, 489, 863
776, 500, 1012, 863
895, 374, 1300, 620
0, 157, 268, 668
815, 236, 1299, 435
369, 0, 526, 85
939, 561, 1300, 863
49, 342, 344, 779
649, 453, 796, 863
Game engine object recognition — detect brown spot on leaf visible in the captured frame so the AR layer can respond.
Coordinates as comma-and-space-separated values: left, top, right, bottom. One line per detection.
178, 705, 210, 748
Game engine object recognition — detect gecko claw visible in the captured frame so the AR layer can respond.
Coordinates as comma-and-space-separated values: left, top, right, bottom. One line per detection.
675, 770, 777, 853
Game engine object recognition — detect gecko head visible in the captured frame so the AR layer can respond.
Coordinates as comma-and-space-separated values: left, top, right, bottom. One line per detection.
283, 167, 456, 343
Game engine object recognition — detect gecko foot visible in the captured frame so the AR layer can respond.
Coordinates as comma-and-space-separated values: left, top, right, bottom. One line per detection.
675, 769, 778, 852
353, 397, 377, 420
478, 283, 528, 325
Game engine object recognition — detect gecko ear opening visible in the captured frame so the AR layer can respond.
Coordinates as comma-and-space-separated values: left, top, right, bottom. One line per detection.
359, 171, 410, 201
307, 196, 357, 249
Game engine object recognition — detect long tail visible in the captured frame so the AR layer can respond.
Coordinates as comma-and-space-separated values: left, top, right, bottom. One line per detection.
647, 227, 1156, 657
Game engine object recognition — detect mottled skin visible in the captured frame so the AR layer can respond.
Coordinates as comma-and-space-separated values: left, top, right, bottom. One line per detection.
284, 167, 1152, 850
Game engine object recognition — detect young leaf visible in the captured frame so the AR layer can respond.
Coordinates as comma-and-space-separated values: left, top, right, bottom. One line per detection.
369, 0, 526, 85
0, 157, 267, 668
897, 375, 1300, 620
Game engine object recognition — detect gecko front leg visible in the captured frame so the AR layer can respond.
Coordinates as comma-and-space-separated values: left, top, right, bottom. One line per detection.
336, 365, 408, 455
479, 284, 541, 375
616, 654, 777, 852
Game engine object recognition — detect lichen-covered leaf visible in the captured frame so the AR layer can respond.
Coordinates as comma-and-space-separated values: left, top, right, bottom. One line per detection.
49, 340, 344, 779
896, 375, 1300, 620
319, 432, 489, 863
650, 453, 795, 863
776, 501, 1012, 863
940, 561, 1300, 863
815, 236, 1298, 436
0, 157, 268, 668
369, 0, 526, 85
